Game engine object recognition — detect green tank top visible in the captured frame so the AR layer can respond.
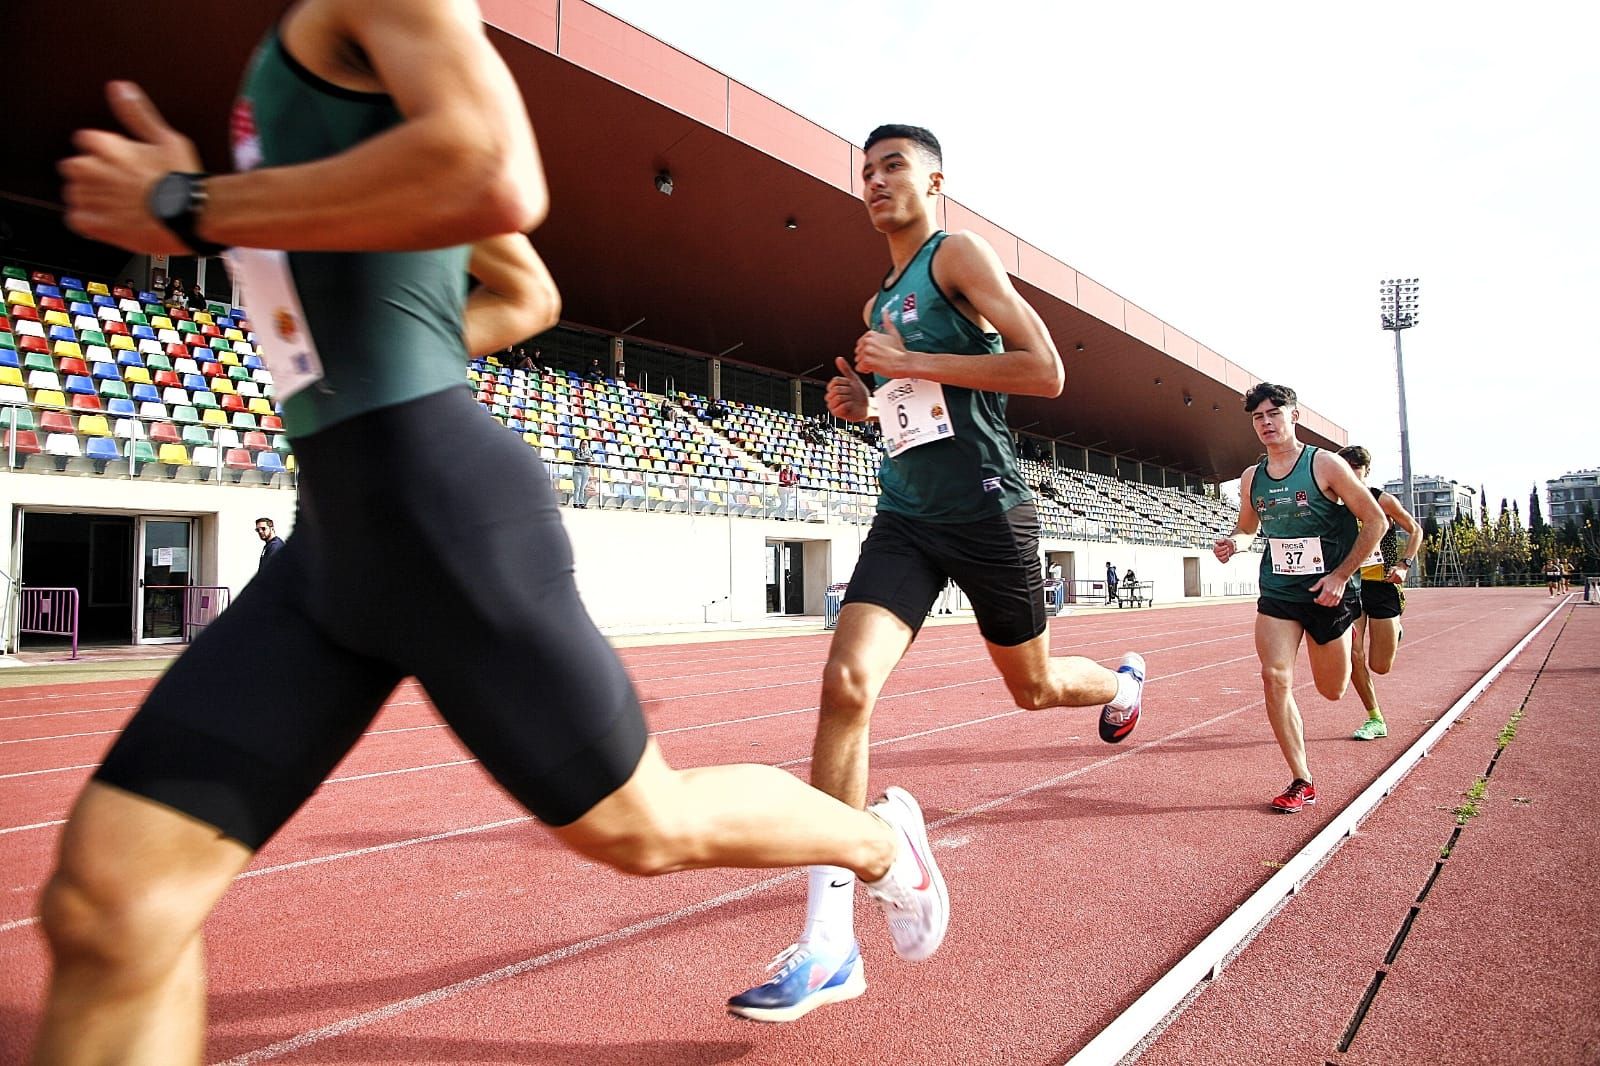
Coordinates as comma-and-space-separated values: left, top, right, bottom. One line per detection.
1252, 445, 1360, 603
229, 30, 471, 438
869, 232, 1031, 522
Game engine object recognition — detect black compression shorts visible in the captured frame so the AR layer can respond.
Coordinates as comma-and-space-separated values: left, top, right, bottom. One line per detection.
842, 503, 1047, 647
95, 387, 648, 850
1360, 580, 1404, 620
1256, 588, 1362, 646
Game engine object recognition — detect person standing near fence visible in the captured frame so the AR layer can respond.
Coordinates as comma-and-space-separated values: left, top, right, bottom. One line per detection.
1105, 561, 1118, 605
254, 517, 284, 572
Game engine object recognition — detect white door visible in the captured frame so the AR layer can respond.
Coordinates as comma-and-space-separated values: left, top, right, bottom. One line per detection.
135, 516, 195, 644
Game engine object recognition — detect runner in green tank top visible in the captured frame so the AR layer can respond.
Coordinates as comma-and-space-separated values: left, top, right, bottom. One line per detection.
1213, 384, 1385, 814
730, 124, 1150, 1022
43, 3, 948, 1058
1336, 445, 1424, 741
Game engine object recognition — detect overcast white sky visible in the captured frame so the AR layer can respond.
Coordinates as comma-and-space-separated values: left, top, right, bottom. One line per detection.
593, 0, 1598, 517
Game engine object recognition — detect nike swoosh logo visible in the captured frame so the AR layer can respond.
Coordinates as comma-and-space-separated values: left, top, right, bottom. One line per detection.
829, 879, 852, 889
903, 830, 932, 891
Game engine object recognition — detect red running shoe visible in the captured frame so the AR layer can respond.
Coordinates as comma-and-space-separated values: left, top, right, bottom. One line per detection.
1271, 778, 1316, 813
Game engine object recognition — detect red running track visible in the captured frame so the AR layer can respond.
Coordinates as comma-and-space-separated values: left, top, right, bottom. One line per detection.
0, 589, 1573, 1064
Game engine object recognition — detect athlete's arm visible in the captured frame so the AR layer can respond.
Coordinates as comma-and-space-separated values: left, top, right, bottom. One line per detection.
1214, 468, 1259, 562
1377, 490, 1424, 580
1308, 451, 1386, 604
853, 232, 1063, 398
463, 234, 560, 357
60, 0, 545, 255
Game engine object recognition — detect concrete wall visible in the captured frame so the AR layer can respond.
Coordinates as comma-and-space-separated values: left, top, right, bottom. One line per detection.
0, 471, 1255, 645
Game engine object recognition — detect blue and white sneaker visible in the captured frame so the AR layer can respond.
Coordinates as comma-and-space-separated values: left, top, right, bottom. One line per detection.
727, 939, 866, 1022
1098, 652, 1146, 744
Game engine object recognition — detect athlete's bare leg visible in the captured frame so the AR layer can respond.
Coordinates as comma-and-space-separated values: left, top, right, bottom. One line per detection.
1364, 616, 1400, 675
1349, 615, 1379, 713
553, 741, 896, 878
35, 783, 254, 1066
984, 629, 1119, 711
806, 603, 918, 808
1257, 614, 1312, 781
1305, 624, 1354, 703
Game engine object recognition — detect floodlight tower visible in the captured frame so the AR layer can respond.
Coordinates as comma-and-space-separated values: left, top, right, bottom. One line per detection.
1379, 278, 1421, 519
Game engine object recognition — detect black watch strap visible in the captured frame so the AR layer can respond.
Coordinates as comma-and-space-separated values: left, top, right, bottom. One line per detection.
152, 172, 228, 257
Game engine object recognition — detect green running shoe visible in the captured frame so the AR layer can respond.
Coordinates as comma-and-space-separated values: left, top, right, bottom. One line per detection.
1352, 717, 1388, 741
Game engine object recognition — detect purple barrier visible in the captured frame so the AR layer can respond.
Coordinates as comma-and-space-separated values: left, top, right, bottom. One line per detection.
18, 587, 79, 659
146, 585, 234, 642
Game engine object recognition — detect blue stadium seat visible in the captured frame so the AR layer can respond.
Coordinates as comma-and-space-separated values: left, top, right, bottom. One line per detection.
256, 451, 287, 476
130, 383, 161, 403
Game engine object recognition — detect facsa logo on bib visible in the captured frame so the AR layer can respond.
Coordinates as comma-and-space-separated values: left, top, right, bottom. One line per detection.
274, 309, 298, 343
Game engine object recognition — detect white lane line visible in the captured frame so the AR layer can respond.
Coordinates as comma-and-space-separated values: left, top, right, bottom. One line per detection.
0, 818, 65, 836
237, 818, 533, 880
0, 762, 98, 781
0, 728, 121, 746
1066, 597, 1573, 1066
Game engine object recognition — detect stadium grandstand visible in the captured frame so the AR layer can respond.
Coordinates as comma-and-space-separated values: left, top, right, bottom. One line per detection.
0, 0, 1348, 650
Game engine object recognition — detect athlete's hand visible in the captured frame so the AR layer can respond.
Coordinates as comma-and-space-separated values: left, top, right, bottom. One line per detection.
1386, 563, 1410, 585
59, 81, 204, 254
826, 356, 873, 422
854, 310, 914, 378
1308, 572, 1348, 607
1213, 536, 1238, 563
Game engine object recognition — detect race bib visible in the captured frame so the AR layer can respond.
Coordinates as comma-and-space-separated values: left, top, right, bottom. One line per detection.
877, 377, 953, 458
1362, 543, 1386, 569
226, 247, 326, 401
1269, 536, 1326, 576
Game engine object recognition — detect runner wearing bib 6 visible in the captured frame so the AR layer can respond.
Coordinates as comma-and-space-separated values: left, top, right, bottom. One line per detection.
729, 124, 1149, 1023
1336, 445, 1423, 741
1213, 384, 1385, 814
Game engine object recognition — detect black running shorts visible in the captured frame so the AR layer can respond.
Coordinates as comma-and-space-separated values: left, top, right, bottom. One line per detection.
1256, 587, 1362, 646
1360, 580, 1404, 620
842, 503, 1047, 647
96, 387, 649, 850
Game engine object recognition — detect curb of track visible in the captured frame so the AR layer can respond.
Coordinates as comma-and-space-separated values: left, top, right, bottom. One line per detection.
1066, 594, 1574, 1066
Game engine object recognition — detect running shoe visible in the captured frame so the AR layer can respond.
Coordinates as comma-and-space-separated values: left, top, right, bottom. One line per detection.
1271, 778, 1317, 813
865, 786, 949, 962
1098, 652, 1146, 744
1352, 718, 1388, 741
727, 940, 865, 1022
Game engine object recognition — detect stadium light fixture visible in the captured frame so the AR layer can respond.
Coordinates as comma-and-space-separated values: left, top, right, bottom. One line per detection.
654, 171, 674, 196
784, 218, 798, 230
1378, 277, 1421, 522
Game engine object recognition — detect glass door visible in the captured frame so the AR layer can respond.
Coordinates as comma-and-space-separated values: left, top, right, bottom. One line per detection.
135, 517, 194, 643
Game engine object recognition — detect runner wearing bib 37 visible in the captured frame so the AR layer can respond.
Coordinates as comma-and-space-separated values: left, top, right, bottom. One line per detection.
1213, 384, 1385, 814
1337, 445, 1423, 742
728, 124, 1148, 1023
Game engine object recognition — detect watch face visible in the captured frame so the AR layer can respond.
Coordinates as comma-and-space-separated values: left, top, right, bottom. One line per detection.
150, 173, 192, 219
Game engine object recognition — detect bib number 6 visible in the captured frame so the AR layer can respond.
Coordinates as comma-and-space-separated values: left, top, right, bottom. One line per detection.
896, 403, 909, 429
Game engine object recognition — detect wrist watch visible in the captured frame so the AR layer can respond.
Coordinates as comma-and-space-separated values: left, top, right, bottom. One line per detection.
147, 172, 227, 256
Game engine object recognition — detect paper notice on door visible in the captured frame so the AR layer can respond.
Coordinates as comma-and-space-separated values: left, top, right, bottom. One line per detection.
154, 547, 173, 567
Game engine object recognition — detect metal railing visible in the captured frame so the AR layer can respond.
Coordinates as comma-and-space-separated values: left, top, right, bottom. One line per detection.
1, 400, 295, 488
145, 585, 233, 642
18, 587, 79, 658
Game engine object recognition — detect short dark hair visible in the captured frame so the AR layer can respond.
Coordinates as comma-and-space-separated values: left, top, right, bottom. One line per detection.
1338, 445, 1372, 469
865, 124, 942, 170
1243, 382, 1297, 412
255, 517, 273, 527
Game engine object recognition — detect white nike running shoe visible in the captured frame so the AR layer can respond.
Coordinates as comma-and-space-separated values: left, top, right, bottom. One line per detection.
864, 786, 949, 962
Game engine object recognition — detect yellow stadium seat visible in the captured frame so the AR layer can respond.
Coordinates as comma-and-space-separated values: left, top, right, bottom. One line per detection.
87, 281, 109, 295
77, 414, 112, 437
110, 335, 135, 351
158, 443, 189, 465
34, 389, 67, 410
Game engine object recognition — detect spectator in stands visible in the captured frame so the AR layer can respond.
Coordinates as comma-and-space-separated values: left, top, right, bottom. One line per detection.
1038, 479, 1060, 501
513, 346, 534, 371
531, 346, 544, 370
40, 9, 944, 1058
164, 277, 189, 310
585, 357, 604, 383
658, 398, 684, 426
573, 437, 594, 506
1105, 562, 1119, 605
803, 417, 829, 446
778, 462, 799, 519
255, 517, 284, 571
